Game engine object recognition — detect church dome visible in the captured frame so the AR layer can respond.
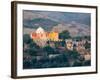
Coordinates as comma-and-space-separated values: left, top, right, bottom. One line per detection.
36, 27, 45, 33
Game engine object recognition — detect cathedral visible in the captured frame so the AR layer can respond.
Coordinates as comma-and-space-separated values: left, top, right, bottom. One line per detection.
30, 27, 59, 41
30, 27, 59, 47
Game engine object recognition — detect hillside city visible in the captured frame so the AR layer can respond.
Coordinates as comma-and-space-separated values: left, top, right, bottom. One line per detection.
23, 27, 91, 69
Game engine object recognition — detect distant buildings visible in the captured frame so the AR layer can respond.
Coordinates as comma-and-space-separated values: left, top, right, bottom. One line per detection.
30, 27, 59, 41
30, 27, 90, 55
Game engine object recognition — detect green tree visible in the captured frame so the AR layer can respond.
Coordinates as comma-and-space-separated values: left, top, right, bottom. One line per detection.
43, 46, 55, 55
23, 60, 33, 69
26, 47, 38, 56
29, 40, 40, 49
59, 30, 71, 40
23, 34, 32, 44
84, 36, 91, 41
84, 41, 91, 49
66, 50, 80, 59
74, 36, 82, 41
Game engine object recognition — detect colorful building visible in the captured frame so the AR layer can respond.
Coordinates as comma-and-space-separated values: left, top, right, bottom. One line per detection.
30, 27, 59, 41
30, 27, 47, 41
47, 32, 59, 41
30, 27, 59, 47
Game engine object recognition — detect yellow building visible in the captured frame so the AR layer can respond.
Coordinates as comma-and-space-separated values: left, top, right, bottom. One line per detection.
48, 32, 59, 41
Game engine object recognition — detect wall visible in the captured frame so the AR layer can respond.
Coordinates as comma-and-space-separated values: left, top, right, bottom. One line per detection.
0, 0, 99, 80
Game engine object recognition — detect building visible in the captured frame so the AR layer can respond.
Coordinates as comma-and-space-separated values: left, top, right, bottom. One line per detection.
47, 32, 59, 41
65, 39, 73, 50
30, 27, 47, 41
30, 27, 59, 41
30, 27, 59, 47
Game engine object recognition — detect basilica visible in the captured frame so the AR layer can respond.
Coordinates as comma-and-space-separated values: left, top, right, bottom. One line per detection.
30, 27, 59, 41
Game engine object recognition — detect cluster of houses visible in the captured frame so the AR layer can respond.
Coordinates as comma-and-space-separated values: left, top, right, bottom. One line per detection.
65, 38, 91, 61
29, 27, 91, 61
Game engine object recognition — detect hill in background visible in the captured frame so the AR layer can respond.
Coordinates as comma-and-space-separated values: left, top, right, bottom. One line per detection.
23, 10, 91, 37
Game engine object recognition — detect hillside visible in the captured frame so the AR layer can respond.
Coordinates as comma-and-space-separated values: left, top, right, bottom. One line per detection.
23, 10, 91, 26
23, 18, 58, 31
52, 22, 90, 37
23, 10, 90, 37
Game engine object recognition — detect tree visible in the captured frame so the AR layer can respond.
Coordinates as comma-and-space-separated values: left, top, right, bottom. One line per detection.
73, 60, 82, 66
84, 36, 91, 41
23, 34, 32, 44
84, 41, 91, 49
59, 30, 71, 40
67, 50, 79, 59
43, 46, 55, 55
29, 40, 40, 49
26, 47, 38, 56
23, 60, 33, 69
74, 36, 82, 41
83, 60, 91, 66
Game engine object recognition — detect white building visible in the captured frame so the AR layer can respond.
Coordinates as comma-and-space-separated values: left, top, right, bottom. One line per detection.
36, 27, 47, 41
65, 39, 73, 50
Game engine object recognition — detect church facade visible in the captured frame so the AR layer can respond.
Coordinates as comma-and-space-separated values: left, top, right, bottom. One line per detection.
30, 27, 59, 41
